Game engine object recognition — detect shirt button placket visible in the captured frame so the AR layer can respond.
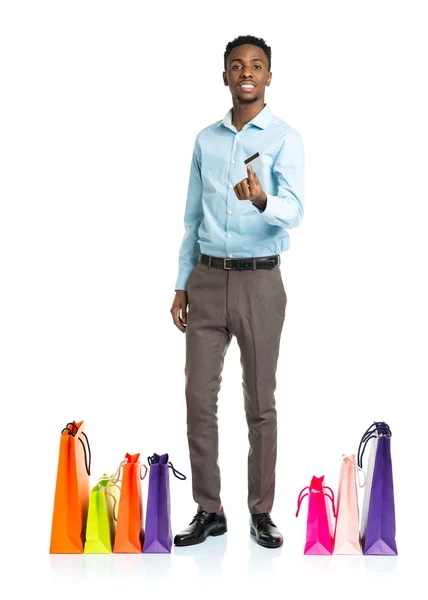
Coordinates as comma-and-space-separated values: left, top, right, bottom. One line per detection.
227, 132, 241, 255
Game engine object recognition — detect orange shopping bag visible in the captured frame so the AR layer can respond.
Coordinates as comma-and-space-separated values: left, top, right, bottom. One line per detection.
49, 421, 91, 553
113, 453, 148, 553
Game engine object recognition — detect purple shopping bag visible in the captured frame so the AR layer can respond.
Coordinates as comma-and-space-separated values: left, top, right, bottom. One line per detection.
142, 453, 186, 553
357, 422, 397, 555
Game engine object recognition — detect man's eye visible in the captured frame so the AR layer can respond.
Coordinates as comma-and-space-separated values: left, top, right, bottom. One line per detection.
233, 64, 262, 69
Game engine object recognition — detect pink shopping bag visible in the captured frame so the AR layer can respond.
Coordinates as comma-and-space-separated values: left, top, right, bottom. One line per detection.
296, 475, 336, 555
333, 454, 362, 554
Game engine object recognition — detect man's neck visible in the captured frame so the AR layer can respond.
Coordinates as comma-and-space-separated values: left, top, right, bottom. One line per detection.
231, 100, 266, 132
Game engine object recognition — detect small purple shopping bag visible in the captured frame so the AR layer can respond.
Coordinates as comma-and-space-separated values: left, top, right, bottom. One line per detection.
142, 453, 186, 553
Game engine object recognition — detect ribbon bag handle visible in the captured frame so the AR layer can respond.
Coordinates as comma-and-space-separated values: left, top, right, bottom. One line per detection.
356, 464, 367, 488
105, 484, 121, 522
96, 472, 122, 521
79, 431, 91, 476
357, 432, 377, 470
147, 454, 186, 480
339, 453, 366, 487
168, 461, 186, 480
138, 463, 148, 481
357, 422, 378, 465
60, 422, 91, 476
99, 459, 127, 487
61, 421, 79, 435
295, 486, 310, 518
357, 421, 391, 469
323, 485, 337, 518
357, 421, 382, 468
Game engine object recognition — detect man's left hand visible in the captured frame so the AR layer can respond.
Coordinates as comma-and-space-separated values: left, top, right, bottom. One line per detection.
233, 165, 267, 209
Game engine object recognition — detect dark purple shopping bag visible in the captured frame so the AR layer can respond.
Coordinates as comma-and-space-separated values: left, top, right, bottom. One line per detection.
142, 453, 186, 553
358, 422, 397, 555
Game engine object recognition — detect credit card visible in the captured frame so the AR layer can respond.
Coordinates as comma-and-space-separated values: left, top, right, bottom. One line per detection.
244, 151, 264, 173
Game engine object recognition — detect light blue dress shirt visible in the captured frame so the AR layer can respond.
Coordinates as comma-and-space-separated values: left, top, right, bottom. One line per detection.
175, 103, 304, 291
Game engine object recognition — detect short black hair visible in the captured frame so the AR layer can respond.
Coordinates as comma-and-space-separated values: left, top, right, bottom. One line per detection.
224, 35, 271, 72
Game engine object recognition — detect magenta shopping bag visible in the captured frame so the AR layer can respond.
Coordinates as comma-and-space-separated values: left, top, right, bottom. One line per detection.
357, 422, 397, 555
296, 475, 336, 555
142, 453, 186, 553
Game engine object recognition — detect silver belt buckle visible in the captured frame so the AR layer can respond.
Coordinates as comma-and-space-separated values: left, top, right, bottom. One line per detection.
223, 258, 232, 270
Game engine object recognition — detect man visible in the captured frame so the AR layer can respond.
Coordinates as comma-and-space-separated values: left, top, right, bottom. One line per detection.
170, 35, 304, 549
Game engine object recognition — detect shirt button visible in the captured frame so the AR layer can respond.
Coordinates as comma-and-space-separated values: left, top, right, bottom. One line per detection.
229, 183, 233, 189
231, 159, 235, 164
228, 233, 232, 238
228, 209, 232, 215
236, 135, 240, 140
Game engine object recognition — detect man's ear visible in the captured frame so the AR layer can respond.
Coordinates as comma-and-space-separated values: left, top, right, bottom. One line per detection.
223, 72, 228, 86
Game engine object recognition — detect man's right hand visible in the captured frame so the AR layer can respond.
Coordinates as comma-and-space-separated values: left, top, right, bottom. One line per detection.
171, 290, 188, 333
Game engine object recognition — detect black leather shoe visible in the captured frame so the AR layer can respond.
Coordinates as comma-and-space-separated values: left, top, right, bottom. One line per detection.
174, 509, 227, 546
250, 513, 283, 548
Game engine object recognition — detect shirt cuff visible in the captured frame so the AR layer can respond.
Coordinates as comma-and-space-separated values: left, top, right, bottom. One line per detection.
260, 193, 280, 225
175, 274, 189, 291
176, 262, 198, 291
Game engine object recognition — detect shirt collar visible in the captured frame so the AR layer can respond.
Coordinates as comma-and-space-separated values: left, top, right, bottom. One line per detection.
219, 103, 273, 131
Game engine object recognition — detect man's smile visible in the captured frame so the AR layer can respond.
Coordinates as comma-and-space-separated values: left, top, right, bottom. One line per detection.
238, 82, 256, 92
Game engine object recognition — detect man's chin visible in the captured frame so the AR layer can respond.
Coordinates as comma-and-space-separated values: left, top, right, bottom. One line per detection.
235, 93, 260, 104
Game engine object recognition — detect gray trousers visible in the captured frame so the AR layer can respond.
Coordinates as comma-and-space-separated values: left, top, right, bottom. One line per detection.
185, 256, 287, 514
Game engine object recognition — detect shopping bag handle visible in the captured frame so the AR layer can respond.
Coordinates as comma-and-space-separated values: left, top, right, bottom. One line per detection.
168, 462, 186, 480
108, 459, 127, 484
147, 454, 160, 466
96, 474, 121, 521
340, 454, 366, 487
97, 473, 122, 521
80, 432, 91, 476
295, 486, 310, 517
323, 486, 337, 518
356, 465, 367, 488
61, 422, 79, 435
357, 422, 380, 467
295, 485, 336, 518
139, 463, 148, 480
147, 454, 186, 480
60, 422, 91, 476
357, 421, 391, 469
357, 433, 377, 469
104, 456, 147, 485
105, 486, 120, 521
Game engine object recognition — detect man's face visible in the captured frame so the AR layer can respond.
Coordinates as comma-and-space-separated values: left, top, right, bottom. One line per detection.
223, 44, 271, 104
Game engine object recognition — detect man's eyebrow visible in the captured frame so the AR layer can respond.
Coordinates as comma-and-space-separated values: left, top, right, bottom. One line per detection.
230, 57, 264, 63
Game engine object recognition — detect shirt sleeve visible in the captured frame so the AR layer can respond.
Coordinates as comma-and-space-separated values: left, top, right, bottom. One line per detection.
175, 135, 204, 291
253, 128, 305, 228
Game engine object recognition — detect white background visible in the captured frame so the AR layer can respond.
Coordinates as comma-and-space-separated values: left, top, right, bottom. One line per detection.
1, 0, 427, 598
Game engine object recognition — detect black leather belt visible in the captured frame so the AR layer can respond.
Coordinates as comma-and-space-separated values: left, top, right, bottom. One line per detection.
199, 253, 280, 270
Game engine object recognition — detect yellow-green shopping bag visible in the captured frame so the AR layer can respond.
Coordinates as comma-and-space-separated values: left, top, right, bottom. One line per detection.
84, 474, 119, 554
